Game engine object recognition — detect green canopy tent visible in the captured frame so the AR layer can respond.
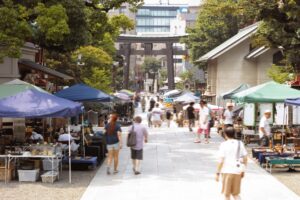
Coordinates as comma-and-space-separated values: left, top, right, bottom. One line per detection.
221, 84, 250, 100
232, 81, 300, 103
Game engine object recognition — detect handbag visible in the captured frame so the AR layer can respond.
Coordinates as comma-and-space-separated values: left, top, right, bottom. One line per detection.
236, 140, 246, 173
127, 125, 137, 147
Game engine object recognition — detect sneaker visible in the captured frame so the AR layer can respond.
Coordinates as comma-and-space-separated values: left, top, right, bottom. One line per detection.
135, 171, 141, 175
113, 170, 119, 174
194, 140, 201, 143
107, 167, 111, 175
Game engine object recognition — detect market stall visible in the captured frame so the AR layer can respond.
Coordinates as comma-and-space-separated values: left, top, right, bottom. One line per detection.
55, 83, 113, 161
174, 92, 200, 104
0, 80, 82, 183
232, 83, 300, 173
221, 83, 250, 100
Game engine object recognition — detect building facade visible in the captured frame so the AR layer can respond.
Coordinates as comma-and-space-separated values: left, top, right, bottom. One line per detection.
198, 23, 278, 104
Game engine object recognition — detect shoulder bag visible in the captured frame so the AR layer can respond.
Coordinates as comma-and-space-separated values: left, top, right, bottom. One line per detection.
236, 140, 246, 173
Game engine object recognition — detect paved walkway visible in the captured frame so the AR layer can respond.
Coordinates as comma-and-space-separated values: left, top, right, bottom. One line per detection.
81, 114, 300, 200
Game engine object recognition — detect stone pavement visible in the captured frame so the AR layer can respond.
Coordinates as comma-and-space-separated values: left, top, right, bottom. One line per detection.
81, 115, 300, 200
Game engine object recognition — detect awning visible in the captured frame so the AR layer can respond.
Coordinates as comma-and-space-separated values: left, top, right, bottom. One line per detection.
55, 83, 112, 102
19, 59, 73, 80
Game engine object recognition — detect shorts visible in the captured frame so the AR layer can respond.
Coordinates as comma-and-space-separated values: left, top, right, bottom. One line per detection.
131, 149, 143, 160
197, 128, 209, 135
222, 173, 242, 196
106, 143, 120, 151
152, 120, 162, 126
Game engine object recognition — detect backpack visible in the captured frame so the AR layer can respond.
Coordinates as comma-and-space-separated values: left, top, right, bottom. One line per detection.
127, 125, 137, 147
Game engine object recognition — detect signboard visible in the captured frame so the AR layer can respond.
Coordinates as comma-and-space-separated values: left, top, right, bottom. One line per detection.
243, 103, 255, 126
275, 103, 288, 125
293, 106, 300, 125
163, 98, 173, 109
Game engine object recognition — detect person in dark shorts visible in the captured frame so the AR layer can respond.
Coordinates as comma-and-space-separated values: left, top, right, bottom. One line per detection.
129, 116, 148, 175
166, 110, 172, 127
186, 102, 195, 132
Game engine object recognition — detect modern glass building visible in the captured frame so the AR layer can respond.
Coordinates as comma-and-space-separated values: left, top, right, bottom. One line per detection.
136, 5, 188, 33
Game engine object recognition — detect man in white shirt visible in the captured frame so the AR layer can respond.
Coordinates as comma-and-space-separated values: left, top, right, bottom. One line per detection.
223, 103, 234, 127
30, 131, 44, 141
259, 110, 272, 146
151, 103, 162, 127
195, 100, 210, 143
216, 127, 248, 200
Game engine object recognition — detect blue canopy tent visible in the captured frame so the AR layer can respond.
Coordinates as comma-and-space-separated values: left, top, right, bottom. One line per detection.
284, 98, 300, 106
0, 80, 83, 183
54, 83, 112, 102
55, 83, 113, 158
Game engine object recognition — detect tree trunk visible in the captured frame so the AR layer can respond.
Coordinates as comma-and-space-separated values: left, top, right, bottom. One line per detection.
152, 73, 156, 93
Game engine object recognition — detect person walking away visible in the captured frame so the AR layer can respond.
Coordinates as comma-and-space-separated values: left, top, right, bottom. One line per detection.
205, 102, 215, 138
195, 100, 210, 143
216, 127, 248, 200
187, 102, 195, 132
147, 109, 152, 128
259, 110, 272, 147
141, 96, 146, 112
104, 114, 122, 175
151, 104, 162, 128
149, 98, 156, 111
223, 103, 234, 128
129, 116, 148, 175
166, 110, 172, 128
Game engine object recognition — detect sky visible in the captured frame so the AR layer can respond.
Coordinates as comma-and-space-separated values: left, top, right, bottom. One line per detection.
144, 0, 202, 6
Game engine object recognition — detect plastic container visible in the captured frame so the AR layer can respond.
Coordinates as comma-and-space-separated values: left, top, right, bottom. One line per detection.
42, 159, 60, 171
18, 169, 39, 182
41, 171, 58, 183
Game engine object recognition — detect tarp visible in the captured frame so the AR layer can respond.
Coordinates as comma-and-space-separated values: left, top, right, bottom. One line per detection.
119, 89, 134, 97
164, 89, 182, 98
0, 82, 82, 118
183, 103, 223, 111
285, 98, 300, 106
232, 81, 300, 103
55, 83, 112, 102
174, 92, 200, 103
221, 84, 250, 99
113, 92, 131, 101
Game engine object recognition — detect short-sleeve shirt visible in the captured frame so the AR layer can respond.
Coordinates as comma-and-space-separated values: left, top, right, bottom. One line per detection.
224, 110, 233, 125
105, 122, 122, 145
130, 123, 148, 150
152, 107, 162, 121
187, 106, 195, 119
259, 116, 271, 138
218, 139, 247, 174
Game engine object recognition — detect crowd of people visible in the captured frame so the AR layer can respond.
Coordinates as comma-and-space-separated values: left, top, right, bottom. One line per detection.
102, 93, 261, 200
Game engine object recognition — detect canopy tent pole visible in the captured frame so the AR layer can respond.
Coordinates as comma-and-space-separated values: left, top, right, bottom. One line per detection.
281, 104, 286, 146
82, 112, 85, 157
68, 122, 72, 184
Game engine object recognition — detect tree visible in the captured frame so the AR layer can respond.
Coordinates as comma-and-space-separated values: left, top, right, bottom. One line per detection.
247, 0, 300, 72
141, 57, 162, 91
183, 0, 256, 66
83, 67, 112, 93
267, 64, 294, 84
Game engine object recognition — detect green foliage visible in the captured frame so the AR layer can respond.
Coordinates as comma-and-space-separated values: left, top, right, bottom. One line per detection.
267, 64, 295, 84
35, 3, 70, 43
141, 57, 162, 75
83, 67, 112, 93
246, 0, 300, 71
179, 71, 193, 82
71, 45, 112, 79
183, 0, 256, 65
0, 0, 31, 59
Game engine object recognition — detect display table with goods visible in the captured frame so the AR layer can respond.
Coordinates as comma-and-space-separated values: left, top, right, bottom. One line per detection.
0, 143, 63, 184
266, 156, 300, 173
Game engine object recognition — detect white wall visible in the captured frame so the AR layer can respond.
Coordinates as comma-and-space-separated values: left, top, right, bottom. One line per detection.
256, 49, 275, 84
215, 39, 257, 97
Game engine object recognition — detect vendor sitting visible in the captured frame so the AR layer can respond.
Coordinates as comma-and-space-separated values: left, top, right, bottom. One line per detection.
30, 129, 44, 142
58, 128, 79, 155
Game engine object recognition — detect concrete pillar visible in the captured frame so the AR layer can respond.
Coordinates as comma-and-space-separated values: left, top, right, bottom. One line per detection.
166, 42, 175, 90
123, 43, 131, 89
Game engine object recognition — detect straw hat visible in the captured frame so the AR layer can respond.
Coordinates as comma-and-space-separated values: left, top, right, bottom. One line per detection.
264, 109, 271, 113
